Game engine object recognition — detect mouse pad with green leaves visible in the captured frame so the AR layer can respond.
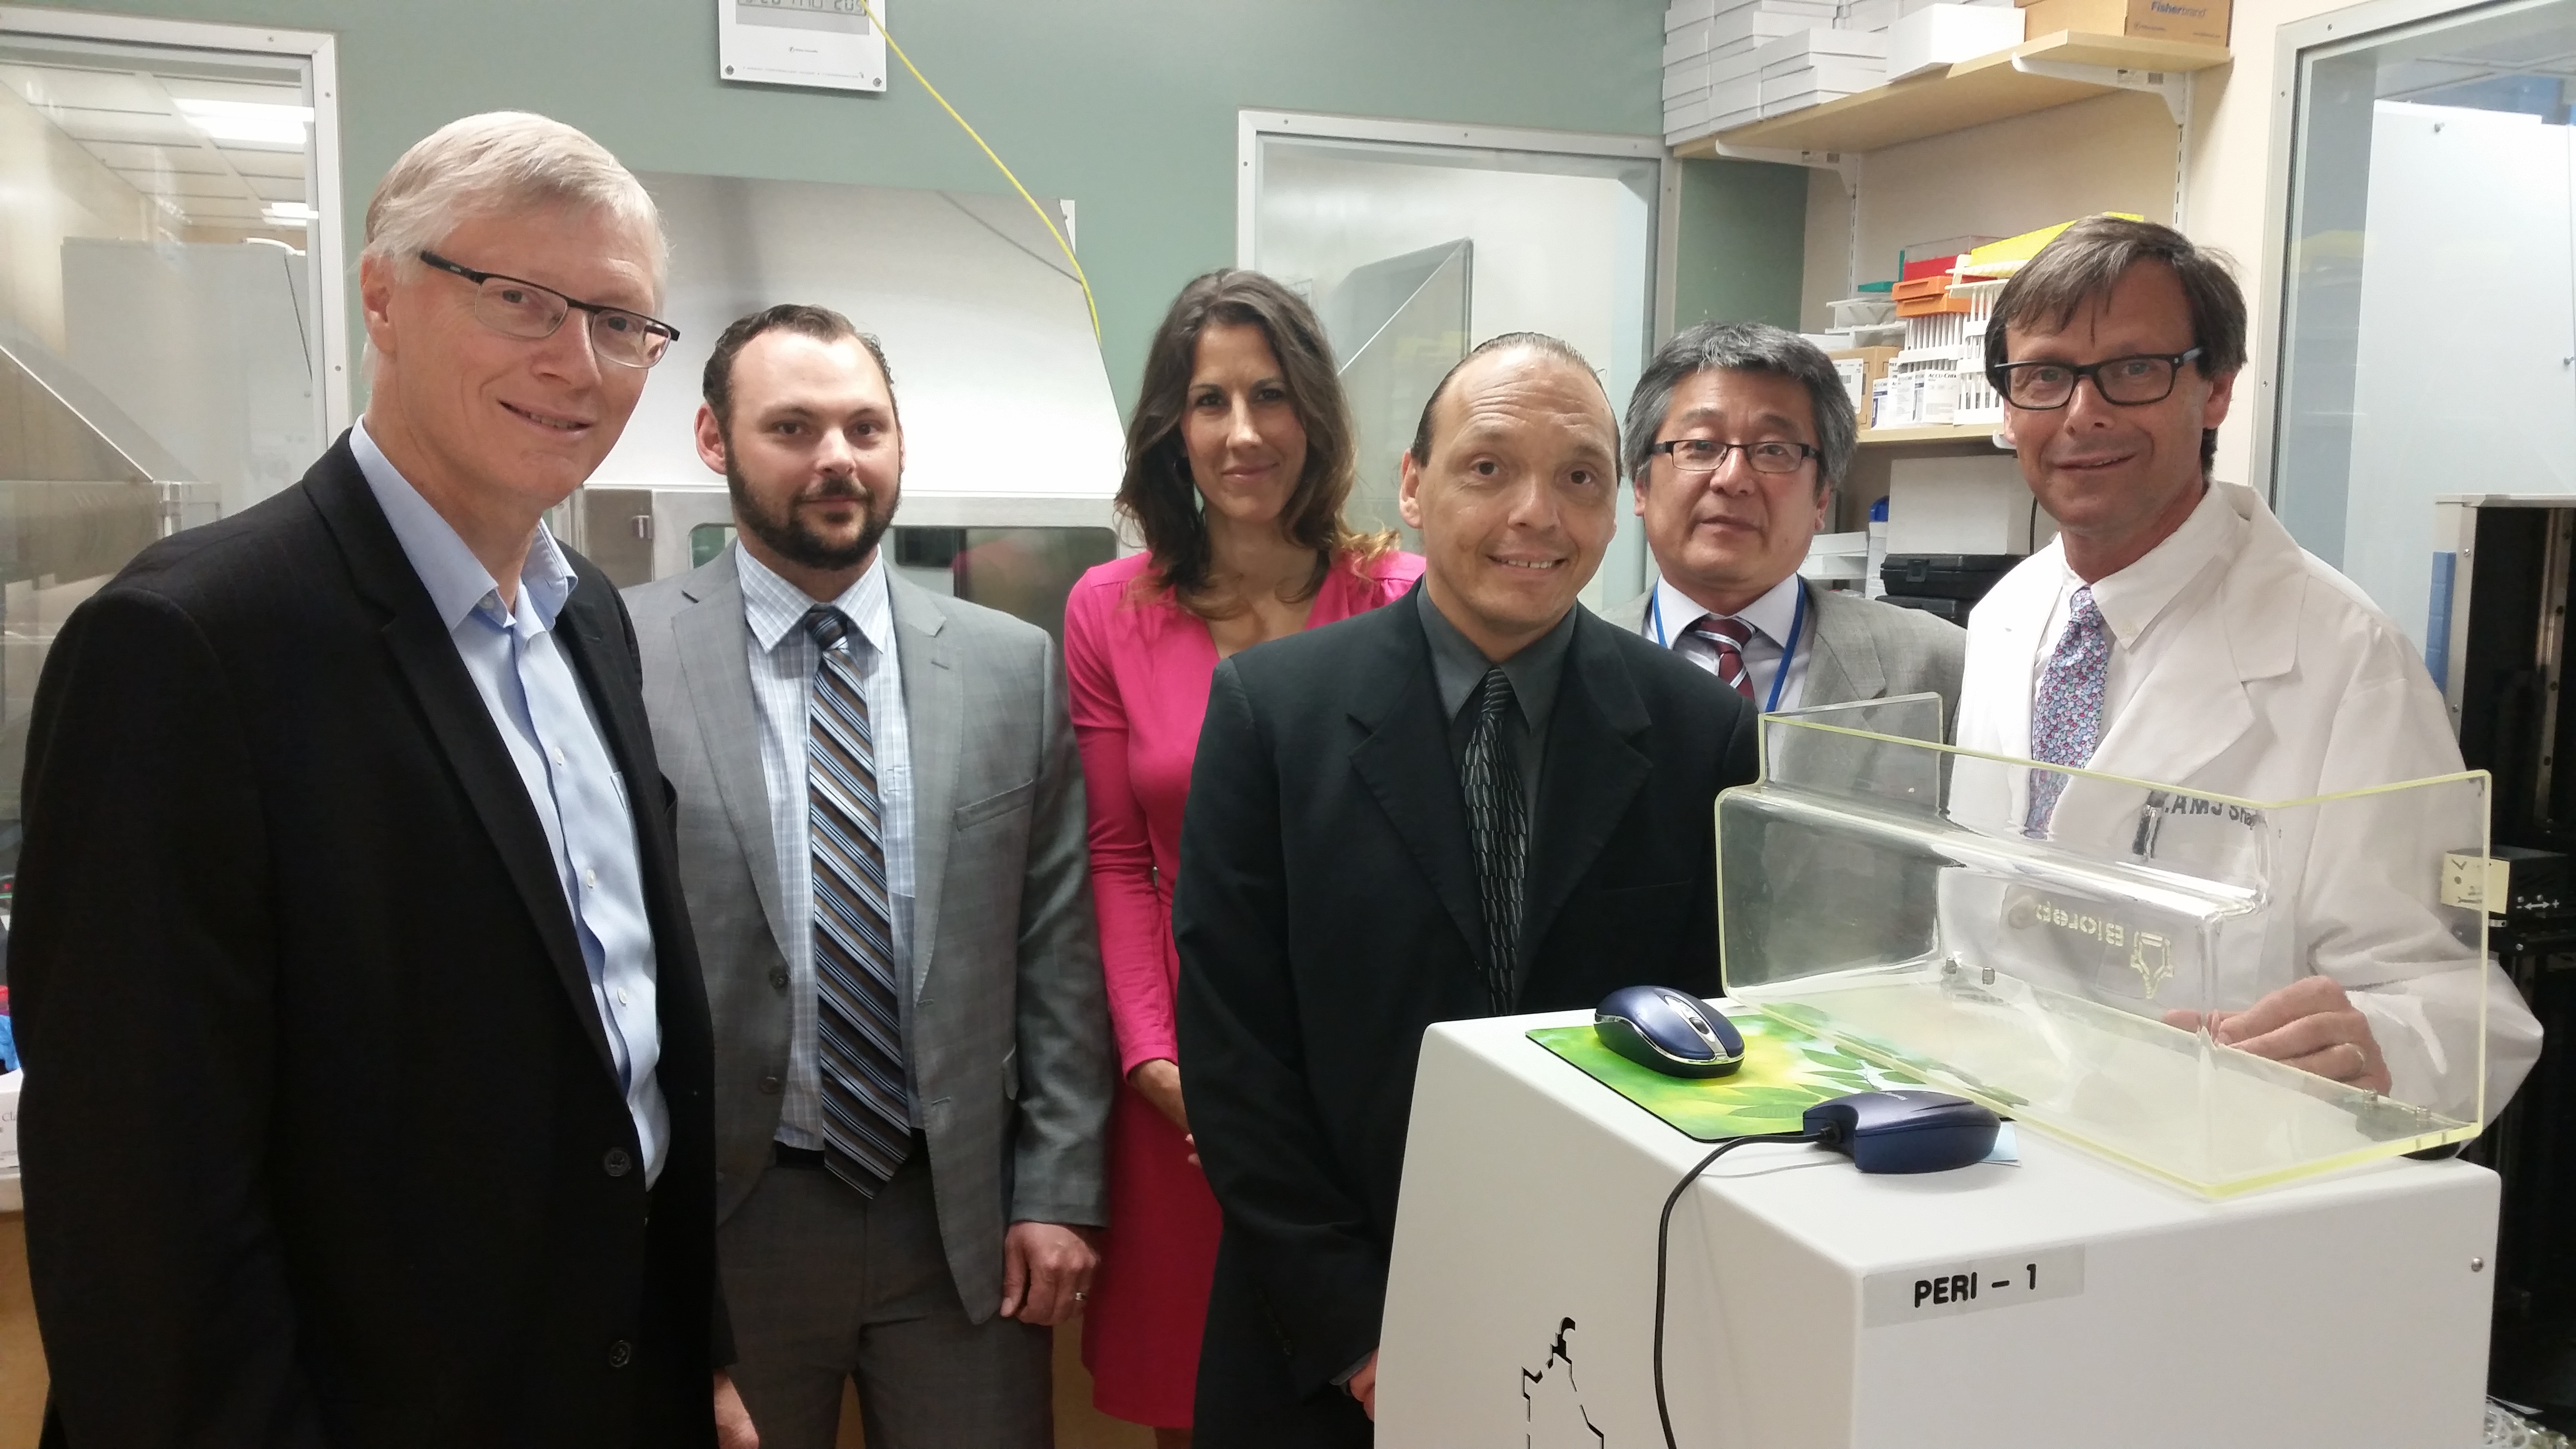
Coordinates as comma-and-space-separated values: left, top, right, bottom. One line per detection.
1529, 1009, 1928, 1141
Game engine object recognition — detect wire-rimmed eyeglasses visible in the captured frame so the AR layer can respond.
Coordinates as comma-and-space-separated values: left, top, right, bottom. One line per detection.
1648, 438, 1820, 475
419, 250, 680, 369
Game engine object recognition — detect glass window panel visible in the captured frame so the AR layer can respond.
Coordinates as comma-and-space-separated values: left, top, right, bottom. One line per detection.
2273, 0, 2576, 658
1252, 133, 1660, 606
0, 24, 328, 886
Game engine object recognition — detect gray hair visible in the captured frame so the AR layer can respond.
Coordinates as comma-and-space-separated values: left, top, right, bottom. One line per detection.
362, 112, 664, 290
1621, 321, 1854, 495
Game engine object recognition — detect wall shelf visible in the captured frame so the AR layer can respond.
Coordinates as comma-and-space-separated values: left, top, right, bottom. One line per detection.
1674, 31, 2230, 158
1858, 423, 2009, 447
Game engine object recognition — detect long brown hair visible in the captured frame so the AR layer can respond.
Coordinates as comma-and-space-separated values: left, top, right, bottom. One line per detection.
1117, 269, 1394, 616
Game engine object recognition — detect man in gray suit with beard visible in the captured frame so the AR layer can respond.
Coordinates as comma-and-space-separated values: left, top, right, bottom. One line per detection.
1607, 321, 1964, 729
626, 303, 1113, 1449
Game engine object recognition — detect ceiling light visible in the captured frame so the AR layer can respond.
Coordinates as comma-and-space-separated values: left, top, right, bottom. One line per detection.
172, 97, 312, 146
262, 200, 319, 225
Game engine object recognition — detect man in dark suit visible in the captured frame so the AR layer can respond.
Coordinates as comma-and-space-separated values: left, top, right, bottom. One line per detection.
11, 113, 736, 1449
1174, 332, 1761, 1446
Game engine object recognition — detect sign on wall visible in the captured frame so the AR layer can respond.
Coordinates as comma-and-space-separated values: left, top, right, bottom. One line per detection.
716, 0, 886, 92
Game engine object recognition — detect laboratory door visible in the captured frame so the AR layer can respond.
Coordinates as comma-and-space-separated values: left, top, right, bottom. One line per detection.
1244, 119, 1663, 609
2271, 0, 2576, 655
0, 16, 338, 885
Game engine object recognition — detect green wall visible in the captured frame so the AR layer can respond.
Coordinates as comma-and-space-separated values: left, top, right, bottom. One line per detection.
27, 0, 1807, 413
1673, 156, 1810, 332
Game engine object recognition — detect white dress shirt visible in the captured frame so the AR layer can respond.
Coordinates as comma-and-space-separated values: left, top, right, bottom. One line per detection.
351, 419, 667, 1182
2027, 482, 2244, 752
1648, 571, 1810, 710
734, 542, 922, 1145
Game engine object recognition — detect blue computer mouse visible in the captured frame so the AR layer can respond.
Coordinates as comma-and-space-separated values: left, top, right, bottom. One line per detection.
1803, 1089, 2000, 1173
1593, 985, 1745, 1079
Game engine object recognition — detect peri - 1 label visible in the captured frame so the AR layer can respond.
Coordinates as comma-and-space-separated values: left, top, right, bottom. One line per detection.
1861, 1244, 2085, 1327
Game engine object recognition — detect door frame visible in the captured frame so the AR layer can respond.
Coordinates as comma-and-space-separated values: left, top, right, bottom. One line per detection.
0, 6, 350, 434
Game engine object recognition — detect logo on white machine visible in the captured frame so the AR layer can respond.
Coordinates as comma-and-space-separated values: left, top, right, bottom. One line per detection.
1520, 1317, 1606, 1448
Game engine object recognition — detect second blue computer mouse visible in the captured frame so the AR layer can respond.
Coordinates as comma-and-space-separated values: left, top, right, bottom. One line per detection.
1593, 985, 1745, 1079
1803, 1089, 2000, 1173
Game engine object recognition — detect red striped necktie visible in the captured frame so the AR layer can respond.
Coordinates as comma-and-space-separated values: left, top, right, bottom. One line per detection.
1686, 614, 1757, 701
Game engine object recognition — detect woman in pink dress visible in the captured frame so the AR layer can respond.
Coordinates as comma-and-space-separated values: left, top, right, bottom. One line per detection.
1066, 270, 1422, 1444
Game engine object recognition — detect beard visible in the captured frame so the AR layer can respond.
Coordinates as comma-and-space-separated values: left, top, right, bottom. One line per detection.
725, 451, 897, 573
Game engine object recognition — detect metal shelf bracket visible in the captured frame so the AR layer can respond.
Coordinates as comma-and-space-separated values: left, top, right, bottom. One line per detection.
2009, 53, 2191, 125
1703, 141, 1862, 196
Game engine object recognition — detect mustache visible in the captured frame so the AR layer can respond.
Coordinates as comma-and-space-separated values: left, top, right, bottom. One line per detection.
796, 475, 872, 504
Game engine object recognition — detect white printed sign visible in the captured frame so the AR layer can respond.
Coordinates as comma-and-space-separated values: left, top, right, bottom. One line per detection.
718, 0, 887, 92
1862, 1243, 2085, 1327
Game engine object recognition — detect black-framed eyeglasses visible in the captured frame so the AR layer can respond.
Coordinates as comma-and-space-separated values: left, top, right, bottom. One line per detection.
1988, 347, 2203, 411
418, 250, 680, 369
1649, 438, 1819, 475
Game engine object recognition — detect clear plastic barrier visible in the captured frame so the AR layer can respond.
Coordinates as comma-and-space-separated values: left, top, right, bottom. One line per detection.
1719, 705, 2492, 1195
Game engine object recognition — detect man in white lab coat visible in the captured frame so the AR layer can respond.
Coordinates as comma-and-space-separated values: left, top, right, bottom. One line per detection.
1955, 215, 2541, 1121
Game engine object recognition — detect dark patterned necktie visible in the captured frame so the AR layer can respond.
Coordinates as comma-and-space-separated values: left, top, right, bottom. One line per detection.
1462, 666, 1527, 1014
803, 606, 911, 1195
1685, 614, 1757, 700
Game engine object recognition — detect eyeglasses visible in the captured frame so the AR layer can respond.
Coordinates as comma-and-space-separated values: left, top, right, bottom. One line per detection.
1988, 347, 2203, 411
1649, 438, 1819, 475
418, 250, 680, 369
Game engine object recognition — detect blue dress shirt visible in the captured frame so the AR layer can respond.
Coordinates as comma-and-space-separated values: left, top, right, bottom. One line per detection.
351, 421, 669, 1185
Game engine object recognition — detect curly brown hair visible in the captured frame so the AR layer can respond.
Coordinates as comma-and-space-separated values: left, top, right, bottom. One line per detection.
1116, 269, 1394, 617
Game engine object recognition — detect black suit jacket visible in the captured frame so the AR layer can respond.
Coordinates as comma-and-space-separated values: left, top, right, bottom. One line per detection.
1173, 588, 1759, 1446
12, 437, 723, 1449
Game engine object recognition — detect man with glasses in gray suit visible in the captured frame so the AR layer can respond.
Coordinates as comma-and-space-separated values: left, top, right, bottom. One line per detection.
627, 303, 1113, 1449
1608, 321, 1964, 730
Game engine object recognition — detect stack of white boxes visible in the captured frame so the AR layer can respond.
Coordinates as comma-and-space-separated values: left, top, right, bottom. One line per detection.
1757, 27, 1887, 116
1664, 0, 1839, 141
1886, 0, 2026, 79
1665, 0, 2023, 144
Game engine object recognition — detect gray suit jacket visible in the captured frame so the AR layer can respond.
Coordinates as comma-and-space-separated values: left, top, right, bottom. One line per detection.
1607, 574, 1967, 736
626, 548, 1112, 1322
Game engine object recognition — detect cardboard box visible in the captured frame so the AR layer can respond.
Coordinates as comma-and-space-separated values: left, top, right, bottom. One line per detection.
1886, 453, 2041, 555
1664, 60, 1710, 97
1710, 6, 1816, 46
1757, 24, 1892, 63
1762, 61, 1888, 101
1886, 2, 2025, 76
1830, 346, 1901, 417
1841, 0, 1901, 28
1710, 48, 1765, 83
2021, 0, 2229, 44
1715, 0, 1843, 16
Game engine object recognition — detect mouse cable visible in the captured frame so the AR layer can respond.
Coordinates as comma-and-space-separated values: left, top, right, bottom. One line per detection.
1655, 1130, 1822, 1449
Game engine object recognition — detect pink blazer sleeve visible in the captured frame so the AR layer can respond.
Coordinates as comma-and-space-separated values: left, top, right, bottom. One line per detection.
1062, 574, 1182, 1077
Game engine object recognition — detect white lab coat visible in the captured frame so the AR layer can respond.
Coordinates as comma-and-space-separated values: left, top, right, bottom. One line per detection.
1952, 482, 2542, 1121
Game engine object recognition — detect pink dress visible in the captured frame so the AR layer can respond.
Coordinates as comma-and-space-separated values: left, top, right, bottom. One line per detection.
1065, 547, 1424, 1428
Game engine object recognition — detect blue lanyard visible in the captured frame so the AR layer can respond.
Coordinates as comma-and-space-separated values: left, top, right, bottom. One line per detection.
1646, 581, 1808, 713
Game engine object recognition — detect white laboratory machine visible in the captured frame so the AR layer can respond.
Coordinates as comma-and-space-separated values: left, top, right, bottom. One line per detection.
1378, 700, 2504, 1448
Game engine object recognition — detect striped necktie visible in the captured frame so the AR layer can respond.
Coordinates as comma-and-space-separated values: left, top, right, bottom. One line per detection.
2025, 586, 2110, 835
803, 605, 912, 1195
1686, 614, 1757, 700
1462, 666, 1526, 1014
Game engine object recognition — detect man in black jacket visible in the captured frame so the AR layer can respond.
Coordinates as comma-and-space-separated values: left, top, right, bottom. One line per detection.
12, 112, 737, 1449
1175, 333, 1761, 1446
